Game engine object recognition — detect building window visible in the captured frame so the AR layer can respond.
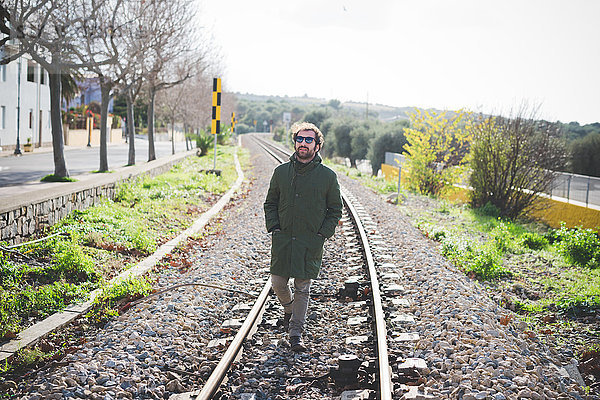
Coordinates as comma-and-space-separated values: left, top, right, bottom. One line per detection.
27, 60, 36, 82
0, 65, 6, 82
1, 106, 5, 129
40, 68, 46, 85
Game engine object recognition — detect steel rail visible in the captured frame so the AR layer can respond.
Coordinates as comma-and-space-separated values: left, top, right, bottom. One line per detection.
255, 135, 393, 399
195, 136, 288, 399
195, 277, 272, 400
342, 194, 393, 400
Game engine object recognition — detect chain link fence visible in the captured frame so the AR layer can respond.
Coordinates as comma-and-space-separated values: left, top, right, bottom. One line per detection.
384, 152, 600, 208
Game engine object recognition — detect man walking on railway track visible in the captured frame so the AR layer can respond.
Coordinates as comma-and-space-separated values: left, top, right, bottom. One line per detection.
264, 121, 343, 352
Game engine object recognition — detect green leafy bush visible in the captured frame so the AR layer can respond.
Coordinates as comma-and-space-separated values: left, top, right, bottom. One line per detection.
544, 228, 564, 244
196, 133, 214, 156
558, 226, 600, 268
477, 202, 501, 218
432, 229, 447, 241
465, 243, 508, 281
520, 232, 549, 250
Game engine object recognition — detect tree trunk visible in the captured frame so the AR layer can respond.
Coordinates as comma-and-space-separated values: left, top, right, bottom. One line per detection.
127, 89, 136, 166
171, 116, 175, 155
99, 80, 112, 172
184, 123, 189, 151
48, 70, 69, 177
147, 87, 156, 161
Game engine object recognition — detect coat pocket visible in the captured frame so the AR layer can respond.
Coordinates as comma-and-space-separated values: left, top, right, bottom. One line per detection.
270, 231, 291, 276
304, 234, 325, 278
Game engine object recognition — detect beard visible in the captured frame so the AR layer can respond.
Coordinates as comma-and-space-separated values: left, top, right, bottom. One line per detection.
296, 145, 316, 162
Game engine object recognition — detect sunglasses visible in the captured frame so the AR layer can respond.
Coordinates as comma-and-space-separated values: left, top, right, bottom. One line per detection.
295, 136, 315, 144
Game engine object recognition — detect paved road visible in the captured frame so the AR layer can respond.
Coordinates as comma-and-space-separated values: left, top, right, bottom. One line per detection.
0, 139, 190, 187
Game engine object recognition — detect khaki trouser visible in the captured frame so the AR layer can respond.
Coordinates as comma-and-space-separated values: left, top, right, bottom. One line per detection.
271, 274, 311, 337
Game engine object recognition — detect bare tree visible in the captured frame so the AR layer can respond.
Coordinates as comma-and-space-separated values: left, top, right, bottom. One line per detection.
469, 106, 567, 218
79, 0, 124, 172
143, 0, 208, 161
1, 0, 113, 178
155, 63, 190, 155
176, 67, 214, 138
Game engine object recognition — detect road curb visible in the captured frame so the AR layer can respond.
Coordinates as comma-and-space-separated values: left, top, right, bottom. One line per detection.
0, 149, 245, 363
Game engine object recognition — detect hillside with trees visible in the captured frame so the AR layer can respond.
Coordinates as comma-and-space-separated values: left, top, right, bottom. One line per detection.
234, 93, 600, 178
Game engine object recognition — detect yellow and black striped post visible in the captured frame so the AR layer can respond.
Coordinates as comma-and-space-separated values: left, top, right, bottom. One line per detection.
231, 112, 236, 133
211, 78, 221, 135
211, 78, 221, 169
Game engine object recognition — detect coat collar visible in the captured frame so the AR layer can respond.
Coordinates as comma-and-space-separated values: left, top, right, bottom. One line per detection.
291, 152, 322, 174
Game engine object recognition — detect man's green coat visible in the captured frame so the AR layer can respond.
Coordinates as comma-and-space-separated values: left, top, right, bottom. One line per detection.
264, 153, 343, 279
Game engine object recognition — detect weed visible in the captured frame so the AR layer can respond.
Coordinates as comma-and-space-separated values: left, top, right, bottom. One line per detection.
490, 221, 514, 253
466, 243, 509, 281
440, 236, 508, 281
432, 229, 447, 241
436, 201, 450, 214
557, 226, 600, 268
15, 348, 47, 366
477, 201, 501, 218
87, 276, 152, 324
513, 299, 544, 314
520, 232, 549, 250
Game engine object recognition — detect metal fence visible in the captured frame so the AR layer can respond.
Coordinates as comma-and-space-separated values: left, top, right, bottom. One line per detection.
384, 152, 600, 208
549, 172, 600, 207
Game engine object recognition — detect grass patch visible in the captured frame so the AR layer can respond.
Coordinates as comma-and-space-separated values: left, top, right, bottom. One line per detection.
86, 276, 153, 324
40, 174, 77, 182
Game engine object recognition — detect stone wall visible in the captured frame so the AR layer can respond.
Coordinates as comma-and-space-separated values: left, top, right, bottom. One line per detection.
0, 150, 194, 245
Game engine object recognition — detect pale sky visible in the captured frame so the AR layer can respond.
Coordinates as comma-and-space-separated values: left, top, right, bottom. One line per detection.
198, 0, 600, 124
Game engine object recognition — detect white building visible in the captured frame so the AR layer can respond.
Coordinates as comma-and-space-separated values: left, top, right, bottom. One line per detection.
0, 47, 52, 152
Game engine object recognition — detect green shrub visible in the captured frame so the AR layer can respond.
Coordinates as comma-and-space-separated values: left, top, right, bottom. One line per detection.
440, 237, 508, 281
196, 133, 214, 156
465, 243, 508, 281
520, 232, 549, 250
478, 202, 501, 218
544, 228, 564, 244
558, 226, 600, 268
431, 229, 447, 241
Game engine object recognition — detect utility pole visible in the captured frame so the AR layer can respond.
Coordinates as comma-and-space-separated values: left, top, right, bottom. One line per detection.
365, 91, 369, 120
